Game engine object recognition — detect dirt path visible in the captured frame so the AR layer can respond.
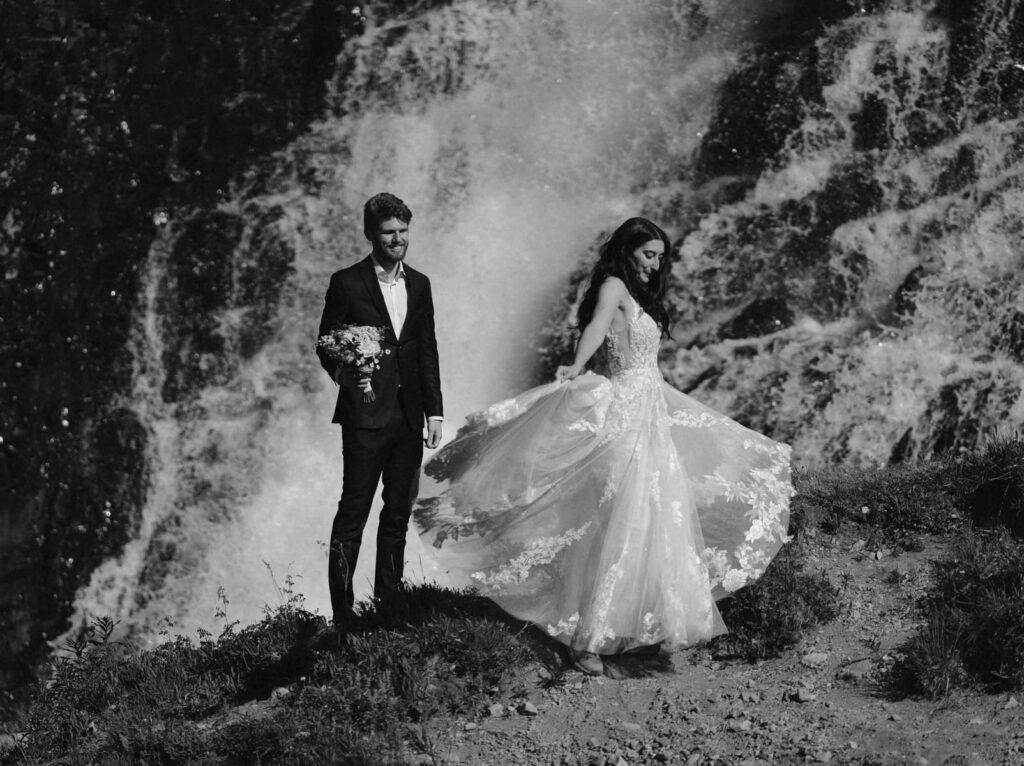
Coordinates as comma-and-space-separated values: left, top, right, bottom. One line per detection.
418, 533, 1024, 765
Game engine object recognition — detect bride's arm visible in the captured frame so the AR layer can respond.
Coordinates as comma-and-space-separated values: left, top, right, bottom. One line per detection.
556, 278, 626, 381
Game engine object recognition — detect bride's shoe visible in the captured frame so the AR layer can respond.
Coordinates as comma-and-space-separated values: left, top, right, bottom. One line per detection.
569, 648, 604, 676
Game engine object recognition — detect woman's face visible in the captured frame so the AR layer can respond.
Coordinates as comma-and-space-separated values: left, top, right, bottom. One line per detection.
629, 239, 665, 284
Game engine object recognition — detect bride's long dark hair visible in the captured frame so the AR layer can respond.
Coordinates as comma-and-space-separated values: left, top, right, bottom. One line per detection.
576, 217, 673, 336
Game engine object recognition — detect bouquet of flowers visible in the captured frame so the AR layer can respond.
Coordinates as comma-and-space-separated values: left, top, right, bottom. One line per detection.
317, 325, 386, 402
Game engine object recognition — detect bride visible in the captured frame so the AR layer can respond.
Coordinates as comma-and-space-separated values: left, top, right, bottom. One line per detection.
415, 217, 793, 675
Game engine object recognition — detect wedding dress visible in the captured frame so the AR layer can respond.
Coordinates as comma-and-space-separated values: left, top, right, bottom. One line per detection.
415, 295, 793, 654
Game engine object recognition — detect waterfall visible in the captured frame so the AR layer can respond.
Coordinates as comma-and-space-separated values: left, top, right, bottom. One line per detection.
64, 0, 1024, 642
65, 0, 768, 640
662, 2, 1024, 466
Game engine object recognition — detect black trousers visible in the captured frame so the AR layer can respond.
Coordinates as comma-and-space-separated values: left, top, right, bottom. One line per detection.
328, 410, 423, 621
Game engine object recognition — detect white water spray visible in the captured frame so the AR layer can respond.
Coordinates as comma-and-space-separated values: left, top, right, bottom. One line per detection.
66, 0, 767, 640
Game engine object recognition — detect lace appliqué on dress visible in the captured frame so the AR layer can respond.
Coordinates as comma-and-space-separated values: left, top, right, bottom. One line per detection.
471, 522, 593, 590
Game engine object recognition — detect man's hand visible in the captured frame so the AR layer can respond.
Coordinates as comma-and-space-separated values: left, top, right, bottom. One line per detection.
332, 364, 358, 387
425, 419, 443, 449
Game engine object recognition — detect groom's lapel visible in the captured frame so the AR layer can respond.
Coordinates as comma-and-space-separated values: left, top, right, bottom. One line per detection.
359, 256, 397, 340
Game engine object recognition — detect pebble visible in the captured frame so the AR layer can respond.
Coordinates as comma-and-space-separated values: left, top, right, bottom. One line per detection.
801, 652, 829, 668
518, 701, 539, 716
487, 703, 505, 717
794, 688, 817, 703
837, 659, 873, 681
1005, 696, 1020, 710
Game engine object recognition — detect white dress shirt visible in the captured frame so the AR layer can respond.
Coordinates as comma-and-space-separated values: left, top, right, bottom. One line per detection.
372, 256, 408, 337
372, 256, 442, 423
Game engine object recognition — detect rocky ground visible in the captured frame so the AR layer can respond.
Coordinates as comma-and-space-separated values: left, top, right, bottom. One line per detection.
409, 531, 1023, 766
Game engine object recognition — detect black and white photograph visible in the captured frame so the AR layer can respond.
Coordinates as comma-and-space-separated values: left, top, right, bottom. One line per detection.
3, 1, 1024, 763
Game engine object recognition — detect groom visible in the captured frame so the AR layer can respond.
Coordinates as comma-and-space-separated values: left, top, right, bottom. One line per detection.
317, 192, 443, 624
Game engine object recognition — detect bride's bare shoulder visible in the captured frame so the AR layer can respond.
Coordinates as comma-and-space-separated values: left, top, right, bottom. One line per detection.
598, 276, 628, 297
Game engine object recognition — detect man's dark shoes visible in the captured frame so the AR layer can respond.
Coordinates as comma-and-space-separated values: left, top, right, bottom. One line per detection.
310, 623, 342, 651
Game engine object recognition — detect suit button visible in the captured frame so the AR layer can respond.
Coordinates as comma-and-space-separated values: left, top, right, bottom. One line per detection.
385, 349, 392, 355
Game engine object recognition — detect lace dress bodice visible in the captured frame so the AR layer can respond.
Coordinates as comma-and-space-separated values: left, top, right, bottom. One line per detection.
604, 296, 660, 377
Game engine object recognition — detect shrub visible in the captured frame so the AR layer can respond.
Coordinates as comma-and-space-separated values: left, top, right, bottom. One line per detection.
954, 436, 1024, 536
709, 543, 842, 662
890, 527, 1024, 698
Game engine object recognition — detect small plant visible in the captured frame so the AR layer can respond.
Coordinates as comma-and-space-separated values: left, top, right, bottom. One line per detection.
709, 543, 842, 662
890, 527, 1024, 698
954, 436, 1024, 536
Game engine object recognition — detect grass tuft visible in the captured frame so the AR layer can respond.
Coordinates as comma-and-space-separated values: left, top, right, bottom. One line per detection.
955, 435, 1024, 536
9, 585, 534, 765
890, 527, 1024, 698
709, 543, 842, 662
790, 459, 961, 541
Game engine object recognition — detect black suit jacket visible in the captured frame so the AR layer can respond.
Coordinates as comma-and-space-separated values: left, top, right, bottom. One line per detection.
317, 256, 443, 429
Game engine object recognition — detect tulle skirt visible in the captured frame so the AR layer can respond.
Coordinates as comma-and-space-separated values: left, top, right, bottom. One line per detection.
415, 369, 793, 654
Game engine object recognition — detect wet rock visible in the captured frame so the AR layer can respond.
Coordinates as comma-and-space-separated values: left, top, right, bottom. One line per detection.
159, 210, 245, 402
718, 296, 795, 340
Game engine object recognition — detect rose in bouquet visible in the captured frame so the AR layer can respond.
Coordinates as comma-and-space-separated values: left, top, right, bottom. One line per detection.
317, 325, 386, 402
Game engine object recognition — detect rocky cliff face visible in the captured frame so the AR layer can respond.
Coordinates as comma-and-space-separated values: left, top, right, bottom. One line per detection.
0, 0, 357, 715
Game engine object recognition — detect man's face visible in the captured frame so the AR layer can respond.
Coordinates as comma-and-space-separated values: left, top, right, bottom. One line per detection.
369, 217, 409, 264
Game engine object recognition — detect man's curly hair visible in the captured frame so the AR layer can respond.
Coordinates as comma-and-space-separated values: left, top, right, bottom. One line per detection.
364, 192, 413, 237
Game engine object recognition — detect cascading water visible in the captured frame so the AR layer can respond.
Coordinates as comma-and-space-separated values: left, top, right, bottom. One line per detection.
62, 0, 1024, 643
659, 3, 1024, 466
65, 0, 771, 640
